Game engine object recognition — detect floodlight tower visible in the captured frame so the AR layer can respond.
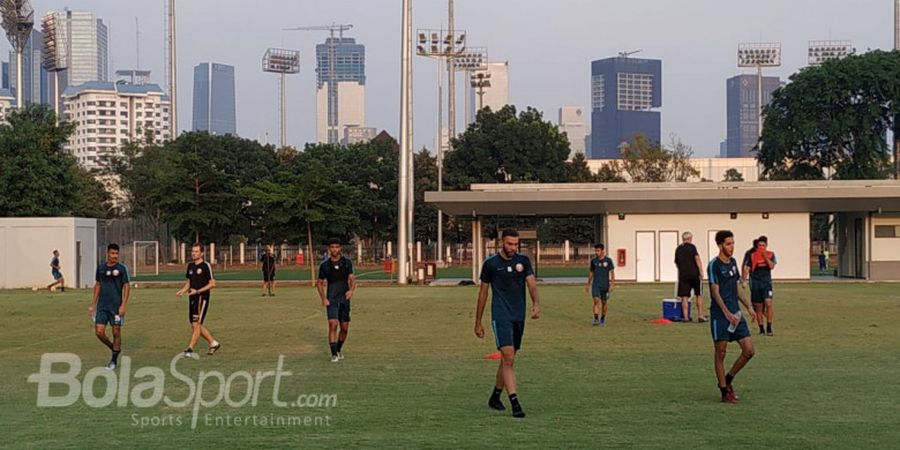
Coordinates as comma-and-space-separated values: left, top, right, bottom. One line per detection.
470, 70, 491, 111
737, 42, 781, 141
397, 0, 413, 284
416, 28, 466, 262
41, 10, 65, 119
454, 47, 488, 128
1, 0, 34, 108
808, 40, 852, 66
262, 48, 300, 149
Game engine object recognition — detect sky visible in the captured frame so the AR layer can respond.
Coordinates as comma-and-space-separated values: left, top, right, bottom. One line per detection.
5, 0, 896, 156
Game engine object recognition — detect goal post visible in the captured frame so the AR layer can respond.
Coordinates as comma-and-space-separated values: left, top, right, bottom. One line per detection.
133, 241, 159, 276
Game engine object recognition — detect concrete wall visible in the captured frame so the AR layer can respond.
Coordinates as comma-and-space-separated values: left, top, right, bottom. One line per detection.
869, 214, 900, 281
0, 218, 97, 289
605, 212, 810, 282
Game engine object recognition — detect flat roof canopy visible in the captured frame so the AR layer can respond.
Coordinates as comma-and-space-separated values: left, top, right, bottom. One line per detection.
425, 180, 900, 216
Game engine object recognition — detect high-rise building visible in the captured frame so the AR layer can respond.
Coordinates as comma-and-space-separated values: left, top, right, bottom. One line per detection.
468, 61, 509, 120
9, 29, 49, 106
41, 9, 110, 112
725, 74, 781, 158
559, 106, 587, 159
191, 62, 236, 135
62, 81, 171, 169
1, 62, 9, 90
590, 56, 662, 159
315, 37, 365, 144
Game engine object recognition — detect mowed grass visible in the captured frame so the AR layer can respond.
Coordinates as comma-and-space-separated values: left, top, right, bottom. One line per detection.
1, 283, 899, 448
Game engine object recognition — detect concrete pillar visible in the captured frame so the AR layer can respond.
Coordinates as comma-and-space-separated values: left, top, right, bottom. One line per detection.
416, 241, 422, 262
179, 243, 185, 264
537, 240, 542, 265
387, 241, 393, 258
564, 240, 571, 262
357, 241, 363, 262
239, 242, 245, 264
209, 243, 216, 264
472, 219, 478, 283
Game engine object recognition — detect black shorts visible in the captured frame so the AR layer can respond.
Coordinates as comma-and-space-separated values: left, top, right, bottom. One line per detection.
262, 268, 276, 282
492, 320, 524, 351
326, 298, 351, 322
677, 278, 702, 297
750, 280, 773, 303
189, 295, 210, 324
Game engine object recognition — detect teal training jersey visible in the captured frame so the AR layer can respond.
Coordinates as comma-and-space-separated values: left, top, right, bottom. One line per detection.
96, 262, 130, 311
708, 257, 739, 319
589, 256, 615, 290
480, 253, 534, 322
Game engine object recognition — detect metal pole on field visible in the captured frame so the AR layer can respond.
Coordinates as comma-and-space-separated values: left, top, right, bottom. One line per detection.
397, 0, 412, 284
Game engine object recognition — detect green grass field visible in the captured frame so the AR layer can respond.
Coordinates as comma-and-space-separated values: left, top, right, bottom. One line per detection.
1, 283, 898, 448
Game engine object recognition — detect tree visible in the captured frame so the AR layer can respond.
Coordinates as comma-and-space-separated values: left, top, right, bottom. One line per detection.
566, 153, 596, 182
723, 168, 744, 182
114, 132, 277, 244
757, 50, 900, 180
596, 161, 626, 183
0, 105, 110, 217
445, 105, 570, 189
619, 134, 700, 182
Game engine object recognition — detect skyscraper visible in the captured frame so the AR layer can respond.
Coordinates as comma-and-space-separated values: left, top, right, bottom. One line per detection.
590, 56, 662, 159
725, 74, 781, 158
192, 62, 236, 135
315, 37, 365, 144
41, 9, 109, 111
9, 29, 49, 105
468, 61, 509, 120
559, 106, 587, 159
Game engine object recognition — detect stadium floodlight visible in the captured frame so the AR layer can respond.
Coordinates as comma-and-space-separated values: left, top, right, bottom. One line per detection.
470, 70, 492, 111
1, 0, 34, 109
737, 42, 782, 67
737, 42, 782, 142
262, 48, 300, 149
417, 28, 466, 265
808, 40, 853, 66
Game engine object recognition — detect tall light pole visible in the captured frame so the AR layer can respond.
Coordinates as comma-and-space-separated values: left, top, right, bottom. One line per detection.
1, 0, 34, 109
398, 0, 413, 284
454, 47, 488, 128
737, 42, 781, 143
262, 48, 300, 149
470, 70, 491, 112
416, 28, 466, 262
167, 0, 177, 139
447, 0, 456, 142
41, 10, 65, 119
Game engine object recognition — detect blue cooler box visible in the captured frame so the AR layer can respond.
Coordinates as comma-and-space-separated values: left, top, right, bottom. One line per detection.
662, 298, 691, 321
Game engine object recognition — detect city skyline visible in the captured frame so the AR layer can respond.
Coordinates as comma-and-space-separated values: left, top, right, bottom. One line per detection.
0, 0, 893, 155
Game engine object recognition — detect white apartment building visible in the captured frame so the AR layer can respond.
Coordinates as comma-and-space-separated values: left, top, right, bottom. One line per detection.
559, 106, 587, 159
62, 81, 171, 169
316, 81, 365, 144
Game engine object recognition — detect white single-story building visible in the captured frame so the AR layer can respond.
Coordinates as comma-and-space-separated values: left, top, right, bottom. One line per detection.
0, 217, 98, 289
425, 180, 900, 282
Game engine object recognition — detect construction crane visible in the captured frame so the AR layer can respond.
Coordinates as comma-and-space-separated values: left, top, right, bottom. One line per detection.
284, 23, 354, 144
618, 49, 643, 58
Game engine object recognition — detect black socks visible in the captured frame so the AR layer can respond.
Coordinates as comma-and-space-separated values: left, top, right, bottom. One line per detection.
329, 342, 338, 356
336, 340, 345, 353
725, 373, 734, 386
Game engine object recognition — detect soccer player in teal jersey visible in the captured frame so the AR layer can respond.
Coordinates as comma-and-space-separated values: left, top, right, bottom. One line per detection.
708, 230, 757, 403
585, 243, 615, 325
475, 229, 542, 418
88, 244, 130, 370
